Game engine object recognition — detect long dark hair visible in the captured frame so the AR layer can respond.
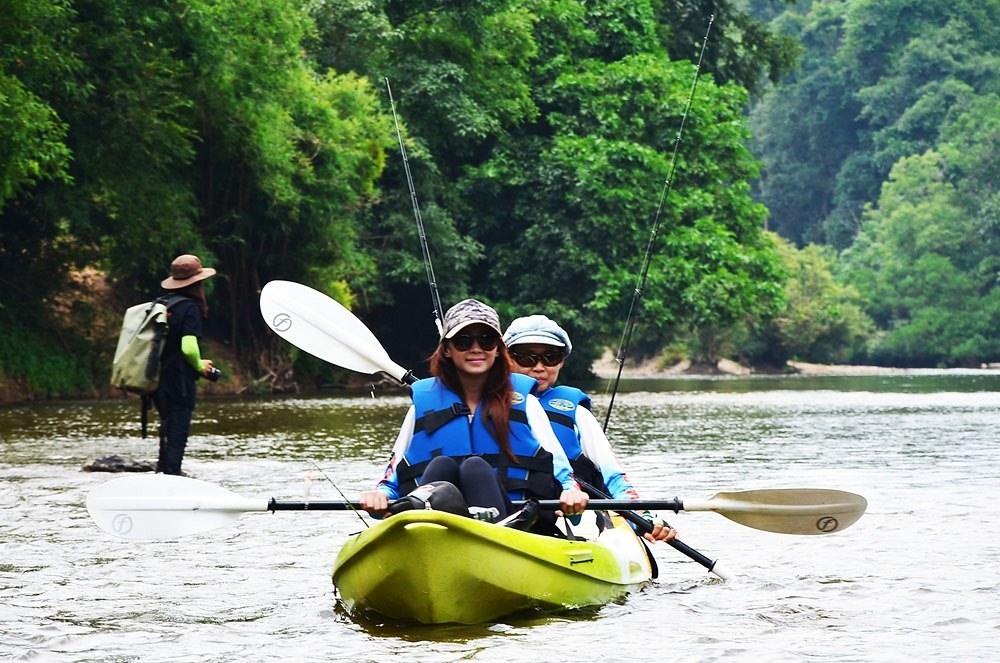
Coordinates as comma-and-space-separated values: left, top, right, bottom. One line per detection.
165, 281, 208, 318
429, 341, 516, 461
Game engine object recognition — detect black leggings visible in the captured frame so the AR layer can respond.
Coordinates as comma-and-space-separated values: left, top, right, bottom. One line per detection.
420, 456, 512, 518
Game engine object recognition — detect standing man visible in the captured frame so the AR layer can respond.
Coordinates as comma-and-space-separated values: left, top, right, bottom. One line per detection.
155, 254, 217, 475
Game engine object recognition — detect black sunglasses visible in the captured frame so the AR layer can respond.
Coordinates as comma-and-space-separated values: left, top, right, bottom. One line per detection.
450, 331, 500, 352
509, 348, 565, 368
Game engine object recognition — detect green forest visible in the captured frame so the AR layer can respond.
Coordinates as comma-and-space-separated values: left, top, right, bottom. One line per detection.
2, 0, 998, 400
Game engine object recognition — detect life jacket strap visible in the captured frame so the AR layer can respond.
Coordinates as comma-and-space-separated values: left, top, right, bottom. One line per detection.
414, 402, 471, 434
482, 452, 551, 473
490, 449, 559, 500
396, 449, 446, 488
544, 410, 575, 430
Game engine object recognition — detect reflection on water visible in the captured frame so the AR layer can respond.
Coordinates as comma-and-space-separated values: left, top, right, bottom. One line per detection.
1, 373, 999, 662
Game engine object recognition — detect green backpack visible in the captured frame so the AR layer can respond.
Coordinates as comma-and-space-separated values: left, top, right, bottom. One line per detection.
111, 295, 185, 436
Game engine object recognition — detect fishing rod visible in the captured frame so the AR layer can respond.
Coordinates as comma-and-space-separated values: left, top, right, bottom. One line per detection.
384, 77, 446, 336
602, 15, 715, 431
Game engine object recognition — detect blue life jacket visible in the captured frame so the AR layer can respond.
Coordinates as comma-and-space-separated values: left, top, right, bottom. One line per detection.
537, 385, 607, 494
396, 373, 557, 500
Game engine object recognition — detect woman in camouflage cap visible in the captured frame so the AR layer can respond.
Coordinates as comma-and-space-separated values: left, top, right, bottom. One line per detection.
359, 299, 588, 526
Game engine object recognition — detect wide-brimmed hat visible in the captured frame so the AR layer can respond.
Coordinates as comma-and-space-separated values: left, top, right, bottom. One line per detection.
503, 315, 573, 356
441, 299, 502, 339
161, 254, 216, 289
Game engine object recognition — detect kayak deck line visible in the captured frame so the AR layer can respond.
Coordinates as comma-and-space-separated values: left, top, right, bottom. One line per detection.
332, 510, 653, 624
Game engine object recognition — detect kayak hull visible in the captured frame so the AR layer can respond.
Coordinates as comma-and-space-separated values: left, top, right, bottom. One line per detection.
332, 510, 652, 624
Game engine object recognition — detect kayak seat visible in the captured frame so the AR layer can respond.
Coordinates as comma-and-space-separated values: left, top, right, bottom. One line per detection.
500, 500, 572, 539
500, 500, 539, 532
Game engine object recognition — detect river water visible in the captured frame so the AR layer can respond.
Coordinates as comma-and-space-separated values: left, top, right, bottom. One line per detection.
2, 373, 999, 662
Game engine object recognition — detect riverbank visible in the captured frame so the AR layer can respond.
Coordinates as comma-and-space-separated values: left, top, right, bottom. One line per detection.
590, 351, 1000, 379
5, 349, 999, 406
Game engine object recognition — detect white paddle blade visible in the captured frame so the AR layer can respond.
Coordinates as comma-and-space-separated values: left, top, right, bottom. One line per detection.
259, 280, 409, 383
86, 474, 268, 540
687, 488, 868, 535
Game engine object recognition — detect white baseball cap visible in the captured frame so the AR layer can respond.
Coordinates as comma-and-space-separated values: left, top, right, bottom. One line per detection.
502, 315, 572, 356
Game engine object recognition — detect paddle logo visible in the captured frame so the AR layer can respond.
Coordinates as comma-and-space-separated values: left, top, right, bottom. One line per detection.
272, 312, 292, 332
511, 392, 525, 406
112, 513, 134, 536
816, 516, 839, 532
548, 398, 575, 412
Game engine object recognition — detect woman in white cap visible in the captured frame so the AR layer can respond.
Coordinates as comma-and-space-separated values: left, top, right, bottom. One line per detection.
503, 315, 676, 542
359, 299, 589, 528
155, 254, 217, 475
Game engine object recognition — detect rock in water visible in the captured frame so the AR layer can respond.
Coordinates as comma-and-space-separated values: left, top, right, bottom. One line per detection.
82, 455, 156, 472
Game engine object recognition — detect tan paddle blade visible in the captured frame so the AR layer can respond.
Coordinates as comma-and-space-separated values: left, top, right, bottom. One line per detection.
687, 488, 867, 535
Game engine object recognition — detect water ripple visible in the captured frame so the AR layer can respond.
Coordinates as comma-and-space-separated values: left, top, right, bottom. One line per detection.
2, 376, 999, 661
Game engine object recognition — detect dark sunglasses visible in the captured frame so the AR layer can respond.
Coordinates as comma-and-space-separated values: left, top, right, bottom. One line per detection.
450, 331, 500, 352
509, 348, 565, 368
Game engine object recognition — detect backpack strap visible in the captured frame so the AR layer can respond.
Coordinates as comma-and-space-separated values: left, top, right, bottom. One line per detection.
156, 294, 189, 310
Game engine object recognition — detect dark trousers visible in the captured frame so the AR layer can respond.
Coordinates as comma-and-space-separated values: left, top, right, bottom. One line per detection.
153, 380, 194, 474
421, 456, 512, 518
156, 409, 194, 474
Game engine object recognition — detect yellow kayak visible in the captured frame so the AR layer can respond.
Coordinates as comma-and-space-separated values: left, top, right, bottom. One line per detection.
332, 510, 653, 624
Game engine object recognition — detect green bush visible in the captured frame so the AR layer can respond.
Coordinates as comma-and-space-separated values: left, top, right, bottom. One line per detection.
738, 234, 872, 366
0, 315, 96, 397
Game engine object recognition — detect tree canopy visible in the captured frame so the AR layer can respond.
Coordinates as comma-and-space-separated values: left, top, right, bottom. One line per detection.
7, 0, 994, 397
311, 0, 790, 374
748, 0, 1000, 367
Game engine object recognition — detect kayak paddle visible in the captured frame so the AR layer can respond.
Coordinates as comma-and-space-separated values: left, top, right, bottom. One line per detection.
87, 474, 867, 541
259, 280, 416, 385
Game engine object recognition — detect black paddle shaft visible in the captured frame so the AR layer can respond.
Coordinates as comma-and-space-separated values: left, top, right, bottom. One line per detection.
265, 498, 685, 512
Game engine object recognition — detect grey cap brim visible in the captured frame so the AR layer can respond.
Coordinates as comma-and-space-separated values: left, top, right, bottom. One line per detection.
505, 332, 566, 347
